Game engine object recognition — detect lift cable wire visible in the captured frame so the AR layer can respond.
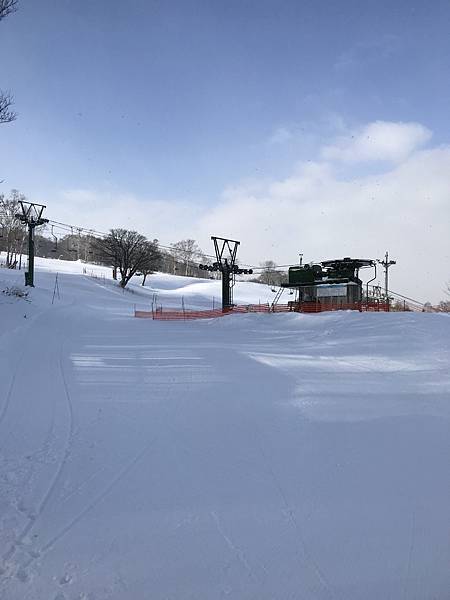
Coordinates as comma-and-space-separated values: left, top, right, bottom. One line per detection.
44, 218, 276, 266
16, 215, 299, 269
45, 219, 220, 261
27, 217, 402, 279
387, 289, 426, 307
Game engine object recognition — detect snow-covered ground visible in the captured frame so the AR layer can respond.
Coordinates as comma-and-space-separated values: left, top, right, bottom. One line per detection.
0, 257, 449, 600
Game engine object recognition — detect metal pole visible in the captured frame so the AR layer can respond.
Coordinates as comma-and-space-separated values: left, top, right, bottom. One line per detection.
222, 266, 230, 310
26, 224, 35, 287
384, 251, 389, 299
377, 251, 396, 312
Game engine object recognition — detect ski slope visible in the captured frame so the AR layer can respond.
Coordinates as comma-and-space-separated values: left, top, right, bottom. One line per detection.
0, 257, 449, 600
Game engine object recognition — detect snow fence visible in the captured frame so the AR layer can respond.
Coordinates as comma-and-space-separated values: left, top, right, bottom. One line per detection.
134, 300, 390, 320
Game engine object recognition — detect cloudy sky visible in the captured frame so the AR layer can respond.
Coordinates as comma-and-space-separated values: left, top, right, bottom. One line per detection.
1, 0, 449, 302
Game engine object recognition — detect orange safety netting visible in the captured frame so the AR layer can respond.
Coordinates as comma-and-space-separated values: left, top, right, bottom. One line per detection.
135, 300, 390, 320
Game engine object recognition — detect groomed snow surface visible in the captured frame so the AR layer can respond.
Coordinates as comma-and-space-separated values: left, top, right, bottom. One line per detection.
0, 256, 449, 600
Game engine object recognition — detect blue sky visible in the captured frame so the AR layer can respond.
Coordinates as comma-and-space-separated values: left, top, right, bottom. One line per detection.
1, 0, 449, 198
1, 0, 449, 300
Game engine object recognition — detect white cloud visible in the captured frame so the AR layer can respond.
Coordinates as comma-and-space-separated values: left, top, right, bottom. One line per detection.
322, 121, 432, 163
49, 189, 203, 246
196, 145, 449, 303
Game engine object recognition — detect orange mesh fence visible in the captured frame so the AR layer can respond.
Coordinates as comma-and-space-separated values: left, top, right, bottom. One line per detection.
135, 308, 226, 320
135, 304, 272, 320
135, 300, 391, 320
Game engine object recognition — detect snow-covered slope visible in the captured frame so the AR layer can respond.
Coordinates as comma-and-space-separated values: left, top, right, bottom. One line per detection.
0, 257, 449, 600
0, 254, 278, 311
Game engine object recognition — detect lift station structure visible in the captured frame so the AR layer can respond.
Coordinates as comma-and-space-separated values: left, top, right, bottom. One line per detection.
280, 257, 379, 309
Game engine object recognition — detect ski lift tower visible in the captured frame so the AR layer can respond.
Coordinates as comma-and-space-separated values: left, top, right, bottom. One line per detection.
212, 236, 239, 310
198, 236, 253, 310
15, 201, 49, 286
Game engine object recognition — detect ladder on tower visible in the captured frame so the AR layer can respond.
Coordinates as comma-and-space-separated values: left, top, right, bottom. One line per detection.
271, 286, 284, 311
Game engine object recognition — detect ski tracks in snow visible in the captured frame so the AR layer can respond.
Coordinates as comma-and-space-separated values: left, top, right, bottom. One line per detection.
402, 509, 416, 600
0, 356, 22, 433
0, 338, 75, 590
0, 326, 34, 434
17, 405, 173, 598
255, 430, 336, 600
0, 299, 75, 435
2, 338, 179, 598
211, 347, 337, 600
38, 437, 153, 558
232, 349, 337, 600
210, 510, 260, 584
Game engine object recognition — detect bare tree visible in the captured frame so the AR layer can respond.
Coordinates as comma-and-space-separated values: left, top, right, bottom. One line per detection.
98, 228, 153, 288
139, 240, 162, 286
0, 1, 18, 125
391, 300, 410, 312
433, 282, 450, 312
170, 239, 203, 277
258, 260, 286, 286
437, 279, 450, 312
437, 300, 450, 312
0, 91, 16, 124
0, 189, 26, 267
423, 301, 433, 313
0, 0, 17, 20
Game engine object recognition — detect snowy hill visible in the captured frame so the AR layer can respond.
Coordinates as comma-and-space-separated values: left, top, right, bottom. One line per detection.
0, 256, 449, 599
0, 254, 277, 312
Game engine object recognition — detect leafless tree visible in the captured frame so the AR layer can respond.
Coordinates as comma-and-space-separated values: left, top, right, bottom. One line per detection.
391, 300, 410, 312
258, 260, 286, 286
0, 1, 18, 124
0, 91, 16, 124
0, 0, 17, 21
139, 240, 162, 286
170, 239, 203, 277
98, 228, 154, 288
437, 280, 450, 312
0, 189, 26, 267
